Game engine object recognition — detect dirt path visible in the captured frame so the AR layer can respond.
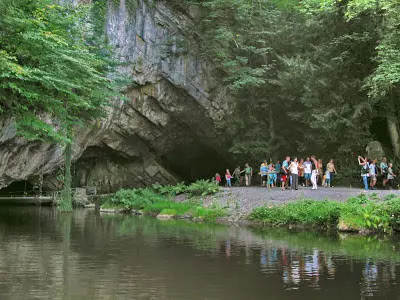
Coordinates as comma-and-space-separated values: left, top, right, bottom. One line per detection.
210, 186, 400, 220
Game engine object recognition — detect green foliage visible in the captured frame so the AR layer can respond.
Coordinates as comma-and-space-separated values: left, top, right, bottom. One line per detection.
152, 180, 220, 197
193, 206, 226, 221
105, 188, 166, 210
186, 180, 220, 196
187, 0, 399, 161
249, 200, 341, 227
250, 195, 400, 233
0, 0, 123, 211
102, 182, 224, 221
0, 0, 118, 142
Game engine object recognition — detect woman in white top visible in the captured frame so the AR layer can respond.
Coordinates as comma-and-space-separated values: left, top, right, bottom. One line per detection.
289, 157, 299, 190
310, 155, 319, 190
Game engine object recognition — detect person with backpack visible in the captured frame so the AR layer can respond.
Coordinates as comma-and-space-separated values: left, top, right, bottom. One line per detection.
380, 157, 389, 187
358, 156, 369, 191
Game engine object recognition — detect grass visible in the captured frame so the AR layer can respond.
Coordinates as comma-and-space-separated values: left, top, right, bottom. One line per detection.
101, 180, 224, 222
249, 194, 400, 233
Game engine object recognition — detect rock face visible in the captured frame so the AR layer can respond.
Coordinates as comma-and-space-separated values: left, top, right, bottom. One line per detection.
0, 0, 230, 193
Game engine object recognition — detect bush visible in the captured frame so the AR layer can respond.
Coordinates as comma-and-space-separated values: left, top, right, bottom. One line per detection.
186, 180, 219, 196
250, 196, 400, 233
249, 200, 341, 227
151, 180, 219, 197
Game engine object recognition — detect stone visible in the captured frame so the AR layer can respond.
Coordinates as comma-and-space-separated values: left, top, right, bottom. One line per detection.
366, 141, 385, 160
156, 214, 175, 220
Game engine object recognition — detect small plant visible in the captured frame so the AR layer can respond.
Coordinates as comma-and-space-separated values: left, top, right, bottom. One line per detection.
186, 180, 220, 196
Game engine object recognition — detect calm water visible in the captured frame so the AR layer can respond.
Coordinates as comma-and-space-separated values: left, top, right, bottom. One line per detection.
0, 207, 399, 300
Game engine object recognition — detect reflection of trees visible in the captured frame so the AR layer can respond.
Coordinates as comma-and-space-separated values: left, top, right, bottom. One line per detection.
0, 208, 399, 299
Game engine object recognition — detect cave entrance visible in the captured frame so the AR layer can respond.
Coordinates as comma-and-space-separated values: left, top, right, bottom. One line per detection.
0, 180, 34, 196
161, 143, 231, 182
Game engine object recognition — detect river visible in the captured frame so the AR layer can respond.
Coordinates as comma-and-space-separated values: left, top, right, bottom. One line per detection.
0, 206, 399, 299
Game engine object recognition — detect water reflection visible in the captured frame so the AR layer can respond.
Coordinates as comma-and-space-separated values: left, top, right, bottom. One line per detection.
0, 207, 399, 300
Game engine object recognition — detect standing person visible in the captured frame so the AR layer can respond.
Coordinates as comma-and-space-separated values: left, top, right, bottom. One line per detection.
317, 159, 323, 186
215, 173, 221, 186
369, 159, 378, 190
380, 157, 389, 187
387, 163, 396, 188
326, 159, 337, 187
233, 166, 241, 186
289, 157, 299, 190
303, 157, 312, 187
298, 159, 305, 187
267, 164, 276, 189
281, 156, 290, 191
275, 160, 281, 185
323, 170, 330, 187
260, 161, 268, 187
244, 163, 253, 187
310, 155, 319, 190
358, 156, 369, 191
225, 169, 232, 187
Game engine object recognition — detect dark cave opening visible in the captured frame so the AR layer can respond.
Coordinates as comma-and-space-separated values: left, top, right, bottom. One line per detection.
160, 142, 231, 182
0, 180, 34, 196
370, 117, 392, 153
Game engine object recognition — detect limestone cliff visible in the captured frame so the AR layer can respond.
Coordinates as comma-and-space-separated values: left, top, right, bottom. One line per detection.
0, 0, 230, 193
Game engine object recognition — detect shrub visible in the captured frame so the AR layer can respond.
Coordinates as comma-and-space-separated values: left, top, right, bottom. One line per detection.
186, 180, 219, 196
105, 188, 166, 210
249, 200, 341, 227
151, 180, 219, 197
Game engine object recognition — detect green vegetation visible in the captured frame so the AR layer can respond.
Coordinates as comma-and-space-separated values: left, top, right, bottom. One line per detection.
152, 179, 220, 197
101, 180, 225, 222
0, 0, 121, 210
186, 0, 400, 162
249, 194, 400, 233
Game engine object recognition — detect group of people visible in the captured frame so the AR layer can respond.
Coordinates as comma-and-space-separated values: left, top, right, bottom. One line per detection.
215, 155, 397, 191
216, 156, 337, 191
357, 156, 396, 190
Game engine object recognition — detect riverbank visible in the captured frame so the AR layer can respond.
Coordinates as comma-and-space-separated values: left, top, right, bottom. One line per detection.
100, 182, 400, 234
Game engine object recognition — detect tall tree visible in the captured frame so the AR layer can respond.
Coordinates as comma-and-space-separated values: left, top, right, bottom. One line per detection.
0, 0, 116, 210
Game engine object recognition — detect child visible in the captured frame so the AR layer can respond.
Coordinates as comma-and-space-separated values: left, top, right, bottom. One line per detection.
225, 169, 232, 187
323, 170, 330, 187
215, 173, 221, 185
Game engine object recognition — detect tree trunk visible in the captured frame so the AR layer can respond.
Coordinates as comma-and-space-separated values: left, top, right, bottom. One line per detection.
387, 112, 400, 158
59, 134, 73, 212
387, 93, 400, 158
269, 106, 275, 140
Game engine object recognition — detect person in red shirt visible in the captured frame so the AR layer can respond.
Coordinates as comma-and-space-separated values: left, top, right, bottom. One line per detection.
215, 173, 221, 185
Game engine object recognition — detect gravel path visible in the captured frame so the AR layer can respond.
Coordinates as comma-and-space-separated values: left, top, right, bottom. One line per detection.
209, 186, 400, 220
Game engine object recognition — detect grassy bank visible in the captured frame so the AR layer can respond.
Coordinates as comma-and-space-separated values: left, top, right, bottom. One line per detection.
101, 180, 225, 222
249, 194, 400, 234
